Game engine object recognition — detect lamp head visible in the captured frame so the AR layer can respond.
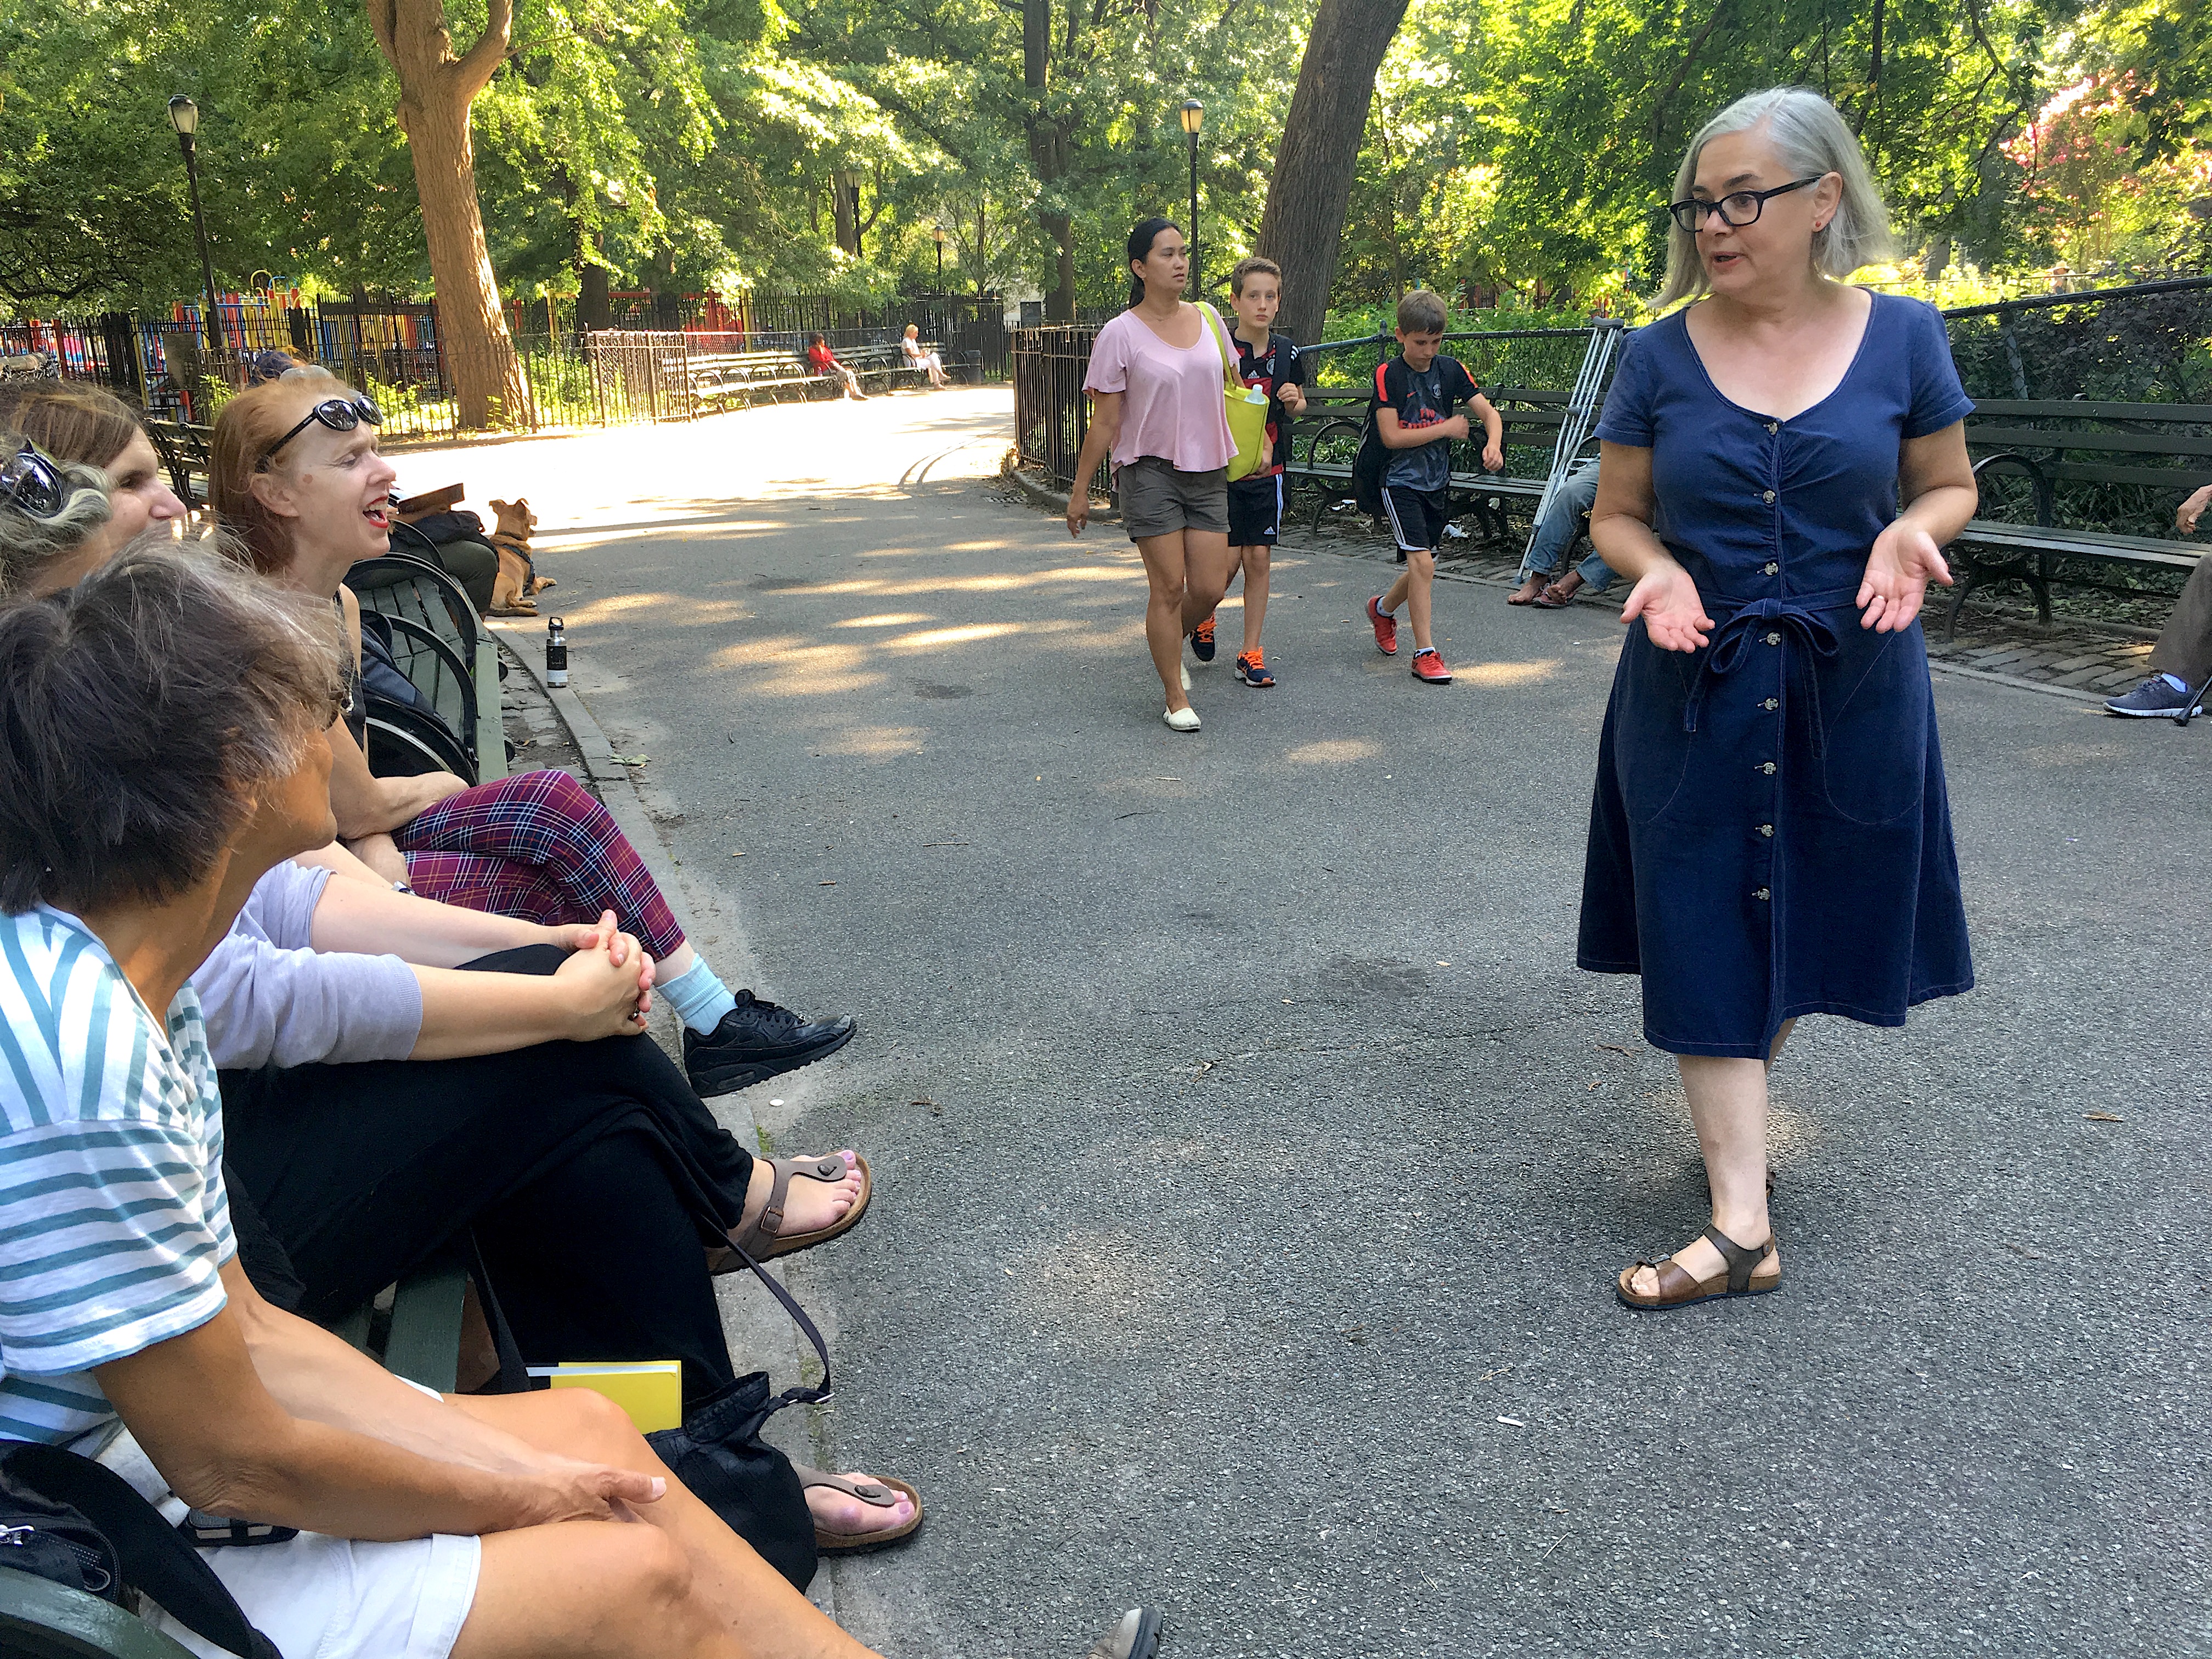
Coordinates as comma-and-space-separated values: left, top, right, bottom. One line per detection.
167, 95, 200, 137
933, 224, 945, 247
1180, 98, 1204, 136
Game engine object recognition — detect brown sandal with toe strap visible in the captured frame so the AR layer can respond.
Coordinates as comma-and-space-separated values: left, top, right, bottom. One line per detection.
797, 1465, 924, 1553
1616, 1223, 1780, 1311
709, 1154, 872, 1273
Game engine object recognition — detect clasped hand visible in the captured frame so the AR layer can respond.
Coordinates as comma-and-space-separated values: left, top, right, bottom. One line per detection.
550, 910, 654, 1036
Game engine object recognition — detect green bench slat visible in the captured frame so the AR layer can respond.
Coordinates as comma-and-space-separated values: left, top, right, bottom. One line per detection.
380, 1263, 470, 1395
1955, 522, 2202, 568
1970, 398, 2212, 423
1967, 425, 2212, 458
0, 1568, 199, 1659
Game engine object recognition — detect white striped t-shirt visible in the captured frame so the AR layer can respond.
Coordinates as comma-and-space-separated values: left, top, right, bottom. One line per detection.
0, 905, 234, 1446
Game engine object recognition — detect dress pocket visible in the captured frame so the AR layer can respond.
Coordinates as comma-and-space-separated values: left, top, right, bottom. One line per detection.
1612, 629, 1698, 828
1816, 623, 1931, 826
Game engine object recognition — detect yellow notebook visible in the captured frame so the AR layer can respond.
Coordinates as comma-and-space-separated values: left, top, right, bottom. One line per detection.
527, 1361, 682, 1432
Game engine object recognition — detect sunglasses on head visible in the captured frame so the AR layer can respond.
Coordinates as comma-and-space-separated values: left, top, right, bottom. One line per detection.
1, 442, 68, 521
260, 394, 382, 466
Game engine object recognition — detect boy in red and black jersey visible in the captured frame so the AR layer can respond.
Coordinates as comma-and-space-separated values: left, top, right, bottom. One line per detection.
1190, 256, 1308, 688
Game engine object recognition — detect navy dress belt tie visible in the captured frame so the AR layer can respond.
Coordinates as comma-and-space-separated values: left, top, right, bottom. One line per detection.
1680, 588, 1853, 748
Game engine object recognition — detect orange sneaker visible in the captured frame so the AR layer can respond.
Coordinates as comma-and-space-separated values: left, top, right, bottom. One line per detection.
1366, 596, 1398, 656
1189, 614, 1217, 663
1234, 651, 1275, 688
1411, 647, 1452, 684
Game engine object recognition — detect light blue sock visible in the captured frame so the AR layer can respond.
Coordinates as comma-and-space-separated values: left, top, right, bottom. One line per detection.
2163, 673, 2192, 694
661, 957, 740, 1035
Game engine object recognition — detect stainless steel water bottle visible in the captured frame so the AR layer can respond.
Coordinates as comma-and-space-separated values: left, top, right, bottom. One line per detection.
545, 617, 568, 688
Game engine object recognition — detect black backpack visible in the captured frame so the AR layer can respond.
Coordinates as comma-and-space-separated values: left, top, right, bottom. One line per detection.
0, 1441, 283, 1659
1352, 359, 1392, 515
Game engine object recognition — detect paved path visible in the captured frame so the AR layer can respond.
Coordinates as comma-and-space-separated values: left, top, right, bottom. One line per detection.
415, 391, 2211, 1659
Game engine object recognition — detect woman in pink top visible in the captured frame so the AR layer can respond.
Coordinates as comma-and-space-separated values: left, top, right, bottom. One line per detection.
1065, 217, 1238, 731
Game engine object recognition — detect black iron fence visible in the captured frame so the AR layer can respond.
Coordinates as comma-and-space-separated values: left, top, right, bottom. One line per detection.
1011, 280, 2212, 538
2, 288, 1008, 441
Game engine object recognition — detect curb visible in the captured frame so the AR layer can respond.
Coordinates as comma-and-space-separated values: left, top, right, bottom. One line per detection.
1004, 461, 1119, 523
487, 617, 843, 1613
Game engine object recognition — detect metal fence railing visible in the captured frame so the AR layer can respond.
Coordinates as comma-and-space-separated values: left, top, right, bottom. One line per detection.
1010, 280, 2212, 541
1, 287, 1010, 441
1012, 325, 1099, 496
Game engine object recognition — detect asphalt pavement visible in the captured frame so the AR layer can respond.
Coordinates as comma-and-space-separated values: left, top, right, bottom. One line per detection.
412, 390, 2212, 1659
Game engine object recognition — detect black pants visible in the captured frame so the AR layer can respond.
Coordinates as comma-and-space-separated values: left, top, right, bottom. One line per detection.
220, 946, 753, 1403
425, 536, 500, 618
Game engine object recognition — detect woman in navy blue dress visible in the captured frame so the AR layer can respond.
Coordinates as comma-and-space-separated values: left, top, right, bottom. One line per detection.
1581, 87, 1979, 1310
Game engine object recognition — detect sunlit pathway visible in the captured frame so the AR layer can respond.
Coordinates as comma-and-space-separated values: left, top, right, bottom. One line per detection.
409, 390, 2211, 1658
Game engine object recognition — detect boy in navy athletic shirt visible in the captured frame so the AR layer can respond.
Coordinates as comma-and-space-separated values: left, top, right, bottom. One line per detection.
1362, 289, 1503, 684
1190, 256, 1308, 687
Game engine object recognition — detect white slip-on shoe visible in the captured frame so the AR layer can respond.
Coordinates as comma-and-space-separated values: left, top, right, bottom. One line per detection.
1180, 661, 1192, 691
1163, 706, 1201, 732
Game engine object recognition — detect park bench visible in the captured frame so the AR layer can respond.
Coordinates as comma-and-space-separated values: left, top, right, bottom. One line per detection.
348, 548, 508, 785
143, 420, 213, 513
1944, 398, 2210, 636
687, 340, 936, 413
1282, 386, 1576, 540
0, 1263, 469, 1659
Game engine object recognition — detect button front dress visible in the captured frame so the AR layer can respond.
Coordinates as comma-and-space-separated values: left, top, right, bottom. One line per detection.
1576, 294, 1976, 1058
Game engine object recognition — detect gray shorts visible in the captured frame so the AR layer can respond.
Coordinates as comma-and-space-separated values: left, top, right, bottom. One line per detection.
1118, 456, 1229, 541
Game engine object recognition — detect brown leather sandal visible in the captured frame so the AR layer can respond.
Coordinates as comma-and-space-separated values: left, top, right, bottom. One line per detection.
797, 1465, 924, 1553
708, 1154, 872, 1273
1616, 1224, 1780, 1311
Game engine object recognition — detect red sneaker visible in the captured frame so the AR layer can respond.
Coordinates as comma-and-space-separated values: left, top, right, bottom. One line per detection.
1366, 596, 1398, 656
1411, 647, 1452, 684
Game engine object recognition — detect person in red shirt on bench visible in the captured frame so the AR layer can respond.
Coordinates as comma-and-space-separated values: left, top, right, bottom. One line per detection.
806, 335, 868, 402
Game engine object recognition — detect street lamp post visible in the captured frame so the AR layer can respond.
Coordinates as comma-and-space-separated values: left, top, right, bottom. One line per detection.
1180, 99, 1204, 292
934, 224, 945, 289
167, 96, 224, 357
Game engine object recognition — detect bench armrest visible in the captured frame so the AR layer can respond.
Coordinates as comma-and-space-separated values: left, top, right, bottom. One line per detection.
1968, 451, 2055, 529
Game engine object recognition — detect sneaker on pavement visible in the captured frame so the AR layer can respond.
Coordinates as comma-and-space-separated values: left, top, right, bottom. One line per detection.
1366, 596, 1398, 656
1189, 614, 1217, 663
2104, 675, 2204, 718
1411, 647, 1453, 685
684, 993, 857, 1098
1234, 651, 1275, 687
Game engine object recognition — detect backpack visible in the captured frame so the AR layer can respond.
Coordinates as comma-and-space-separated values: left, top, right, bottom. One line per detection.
1352, 361, 1392, 515
0, 1441, 284, 1659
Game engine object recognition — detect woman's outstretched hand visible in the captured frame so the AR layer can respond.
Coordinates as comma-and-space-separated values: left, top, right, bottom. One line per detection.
1858, 521, 1953, 633
1620, 561, 1713, 653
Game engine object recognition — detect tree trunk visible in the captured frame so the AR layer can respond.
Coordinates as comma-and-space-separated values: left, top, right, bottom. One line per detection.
365, 0, 532, 430
833, 169, 861, 256
1023, 0, 1075, 319
1255, 0, 1412, 345
578, 245, 612, 332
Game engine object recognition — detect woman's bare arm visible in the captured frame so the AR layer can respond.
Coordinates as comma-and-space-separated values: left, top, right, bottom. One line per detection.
1065, 391, 1123, 537
96, 1261, 662, 1541
1859, 421, 1976, 633
1589, 440, 1714, 653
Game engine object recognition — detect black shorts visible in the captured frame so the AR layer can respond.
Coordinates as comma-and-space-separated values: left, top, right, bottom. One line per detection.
1226, 474, 1284, 546
1382, 486, 1448, 557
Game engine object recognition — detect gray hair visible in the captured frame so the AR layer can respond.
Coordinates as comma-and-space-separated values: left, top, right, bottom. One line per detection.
0, 436, 112, 597
1657, 86, 1896, 307
0, 537, 347, 915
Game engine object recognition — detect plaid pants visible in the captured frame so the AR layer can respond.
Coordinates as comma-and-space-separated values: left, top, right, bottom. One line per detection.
397, 769, 686, 958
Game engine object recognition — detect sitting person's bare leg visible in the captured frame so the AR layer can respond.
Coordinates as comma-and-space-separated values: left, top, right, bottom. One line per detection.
452, 1391, 879, 1659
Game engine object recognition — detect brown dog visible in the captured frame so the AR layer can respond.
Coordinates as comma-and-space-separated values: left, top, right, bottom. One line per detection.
486, 497, 552, 616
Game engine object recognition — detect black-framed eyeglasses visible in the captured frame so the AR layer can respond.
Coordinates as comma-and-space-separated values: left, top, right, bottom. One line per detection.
1668, 176, 1828, 233
0, 442, 67, 520
260, 395, 382, 466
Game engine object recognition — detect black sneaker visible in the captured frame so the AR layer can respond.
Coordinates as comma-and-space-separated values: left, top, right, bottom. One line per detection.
2104, 675, 2204, 718
683, 992, 857, 1098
